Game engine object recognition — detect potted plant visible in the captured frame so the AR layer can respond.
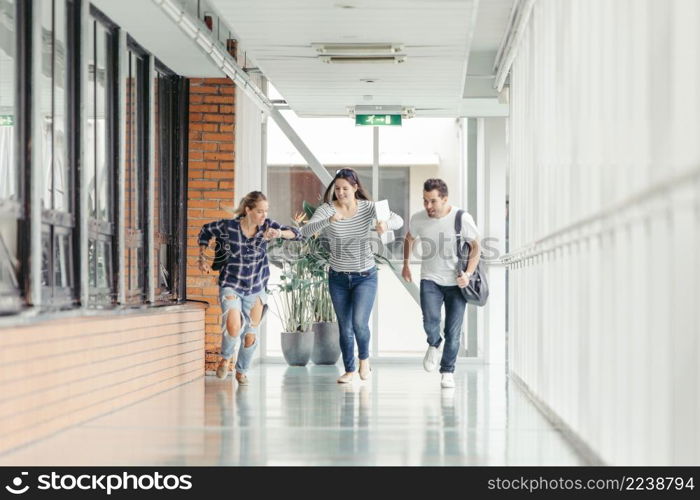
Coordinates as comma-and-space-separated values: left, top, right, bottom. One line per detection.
271, 241, 316, 366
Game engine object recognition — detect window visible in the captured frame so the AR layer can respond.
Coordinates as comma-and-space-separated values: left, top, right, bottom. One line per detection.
86, 13, 117, 305
153, 70, 178, 301
39, 0, 77, 306
124, 46, 147, 303
0, 0, 22, 314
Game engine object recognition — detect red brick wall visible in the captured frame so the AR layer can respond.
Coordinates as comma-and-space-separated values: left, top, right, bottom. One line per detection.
186, 77, 236, 372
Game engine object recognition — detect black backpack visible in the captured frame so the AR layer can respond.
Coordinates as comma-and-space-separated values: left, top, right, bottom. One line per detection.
454, 209, 489, 306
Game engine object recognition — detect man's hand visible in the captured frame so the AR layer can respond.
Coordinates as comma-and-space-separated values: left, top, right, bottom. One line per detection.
457, 271, 471, 289
402, 265, 413, 283
375, 221, 388, 235
263, 227, 282, 240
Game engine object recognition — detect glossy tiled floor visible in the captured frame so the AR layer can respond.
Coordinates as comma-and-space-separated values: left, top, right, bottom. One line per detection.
0, 363, 586, 466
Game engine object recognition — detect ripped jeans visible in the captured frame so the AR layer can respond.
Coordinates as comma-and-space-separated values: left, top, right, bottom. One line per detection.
220, 287, 268, 374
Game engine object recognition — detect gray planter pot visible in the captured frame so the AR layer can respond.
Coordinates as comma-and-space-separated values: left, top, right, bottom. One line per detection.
311, 322, 340, 365
281, 330, 314, 366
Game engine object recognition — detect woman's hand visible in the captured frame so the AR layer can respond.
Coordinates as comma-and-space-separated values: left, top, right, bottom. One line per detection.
375, 221, 388, 235
329, 212, 344, 223
263, 227, 282, 240
198, 255, 212, 274
293, 211, 307, 225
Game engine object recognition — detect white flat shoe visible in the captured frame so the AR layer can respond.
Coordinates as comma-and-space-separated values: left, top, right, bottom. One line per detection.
337, 372, 355, 384
358, 359, 371, 380
441, 373, 456, 388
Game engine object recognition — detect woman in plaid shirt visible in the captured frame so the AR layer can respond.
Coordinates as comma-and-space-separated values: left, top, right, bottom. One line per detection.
198, 191, 301, 385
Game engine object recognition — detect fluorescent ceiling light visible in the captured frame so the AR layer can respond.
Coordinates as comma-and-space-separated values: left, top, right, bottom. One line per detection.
319, 55, 406, 64
312, 43, 404, 55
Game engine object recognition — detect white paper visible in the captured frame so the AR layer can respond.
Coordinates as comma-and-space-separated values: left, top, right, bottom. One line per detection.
374, 199, 390, 221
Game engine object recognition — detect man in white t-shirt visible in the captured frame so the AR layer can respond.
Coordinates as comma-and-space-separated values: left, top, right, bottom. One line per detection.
402, 179, 481, 389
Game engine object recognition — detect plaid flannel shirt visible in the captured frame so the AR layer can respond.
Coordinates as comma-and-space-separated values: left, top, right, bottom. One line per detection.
198, 217, 301, 295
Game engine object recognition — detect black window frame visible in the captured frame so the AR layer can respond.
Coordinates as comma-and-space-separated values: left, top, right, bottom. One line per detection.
153, 65, 182, 302
123, 38, 148, 304
0, 0, 25, 314
39, 0, 80, 308
1, 2, 189, 316
86, 8, 118, 306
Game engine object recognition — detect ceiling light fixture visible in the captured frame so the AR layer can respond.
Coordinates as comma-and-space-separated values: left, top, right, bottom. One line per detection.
320, 55, 406, 64
348, 105, 415, 119
312, 43, 404, 55
312, 43, 406, 64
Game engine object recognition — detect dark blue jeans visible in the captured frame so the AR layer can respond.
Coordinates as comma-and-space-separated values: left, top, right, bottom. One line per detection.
419, 279, 467, 374
328, 267, 378, 373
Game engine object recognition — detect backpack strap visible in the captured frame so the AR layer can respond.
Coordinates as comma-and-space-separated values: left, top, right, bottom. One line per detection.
454, 209, 464, 257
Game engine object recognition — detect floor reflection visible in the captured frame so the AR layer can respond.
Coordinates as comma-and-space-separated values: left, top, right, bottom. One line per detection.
0, 364, 586, 466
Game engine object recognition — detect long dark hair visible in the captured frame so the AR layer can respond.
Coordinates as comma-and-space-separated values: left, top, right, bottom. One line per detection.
322, 168, 371, 204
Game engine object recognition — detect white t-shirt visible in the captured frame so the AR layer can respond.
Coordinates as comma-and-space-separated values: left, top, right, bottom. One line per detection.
408, 207, 481, 286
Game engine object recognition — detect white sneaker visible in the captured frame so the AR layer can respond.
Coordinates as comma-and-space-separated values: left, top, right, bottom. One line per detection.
441, 373, 456, 389
423, 345, 440, 372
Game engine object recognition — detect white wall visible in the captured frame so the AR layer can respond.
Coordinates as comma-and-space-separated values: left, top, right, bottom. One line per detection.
234, 73, 265, 201
482, 118, 507, 366
507, 0, 700, 465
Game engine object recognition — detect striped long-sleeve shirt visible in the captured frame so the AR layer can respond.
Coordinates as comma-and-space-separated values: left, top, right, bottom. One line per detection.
300, 200, 403, 272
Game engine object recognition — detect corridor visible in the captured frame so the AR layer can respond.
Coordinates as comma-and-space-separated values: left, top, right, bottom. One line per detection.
0, 365, 585, 466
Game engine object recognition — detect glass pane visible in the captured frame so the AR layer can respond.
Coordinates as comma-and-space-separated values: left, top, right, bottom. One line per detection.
125, 52, 139, 231
378, 167, 410, 259
0, 224, 19, 292
127, 247, 145, 294
137, 247, 145, 290
53, 0, 69, 213
153, 74, 160, 236
157, 75, 171, 233
97, 240, 110, 289
95, 23, 109, 221
377, 263, 426, 355
40, 0, 53, 211
159, 243, 169, 292
54, 232, 71, 289
86, 20, 96, 217
88, 238, 96, 287
41, 230, 50, 287
0, 0, 17, 201
267, 166, 325, 225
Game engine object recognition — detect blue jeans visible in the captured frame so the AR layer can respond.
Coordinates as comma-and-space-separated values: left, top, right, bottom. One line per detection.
220, 287, 268, 374
419, 279, 466, 374
328, 267, 378, 372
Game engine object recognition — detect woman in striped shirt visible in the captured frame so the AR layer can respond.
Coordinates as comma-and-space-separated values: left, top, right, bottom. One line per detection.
301, 169, 403, 383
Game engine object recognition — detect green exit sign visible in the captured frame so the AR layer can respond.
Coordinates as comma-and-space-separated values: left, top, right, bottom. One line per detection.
0, 115, 14, 126
355, 114, 402, 126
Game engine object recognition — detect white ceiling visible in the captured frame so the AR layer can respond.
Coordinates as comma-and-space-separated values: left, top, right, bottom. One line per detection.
92, 0, 224, 77
210, 0, 513, 117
